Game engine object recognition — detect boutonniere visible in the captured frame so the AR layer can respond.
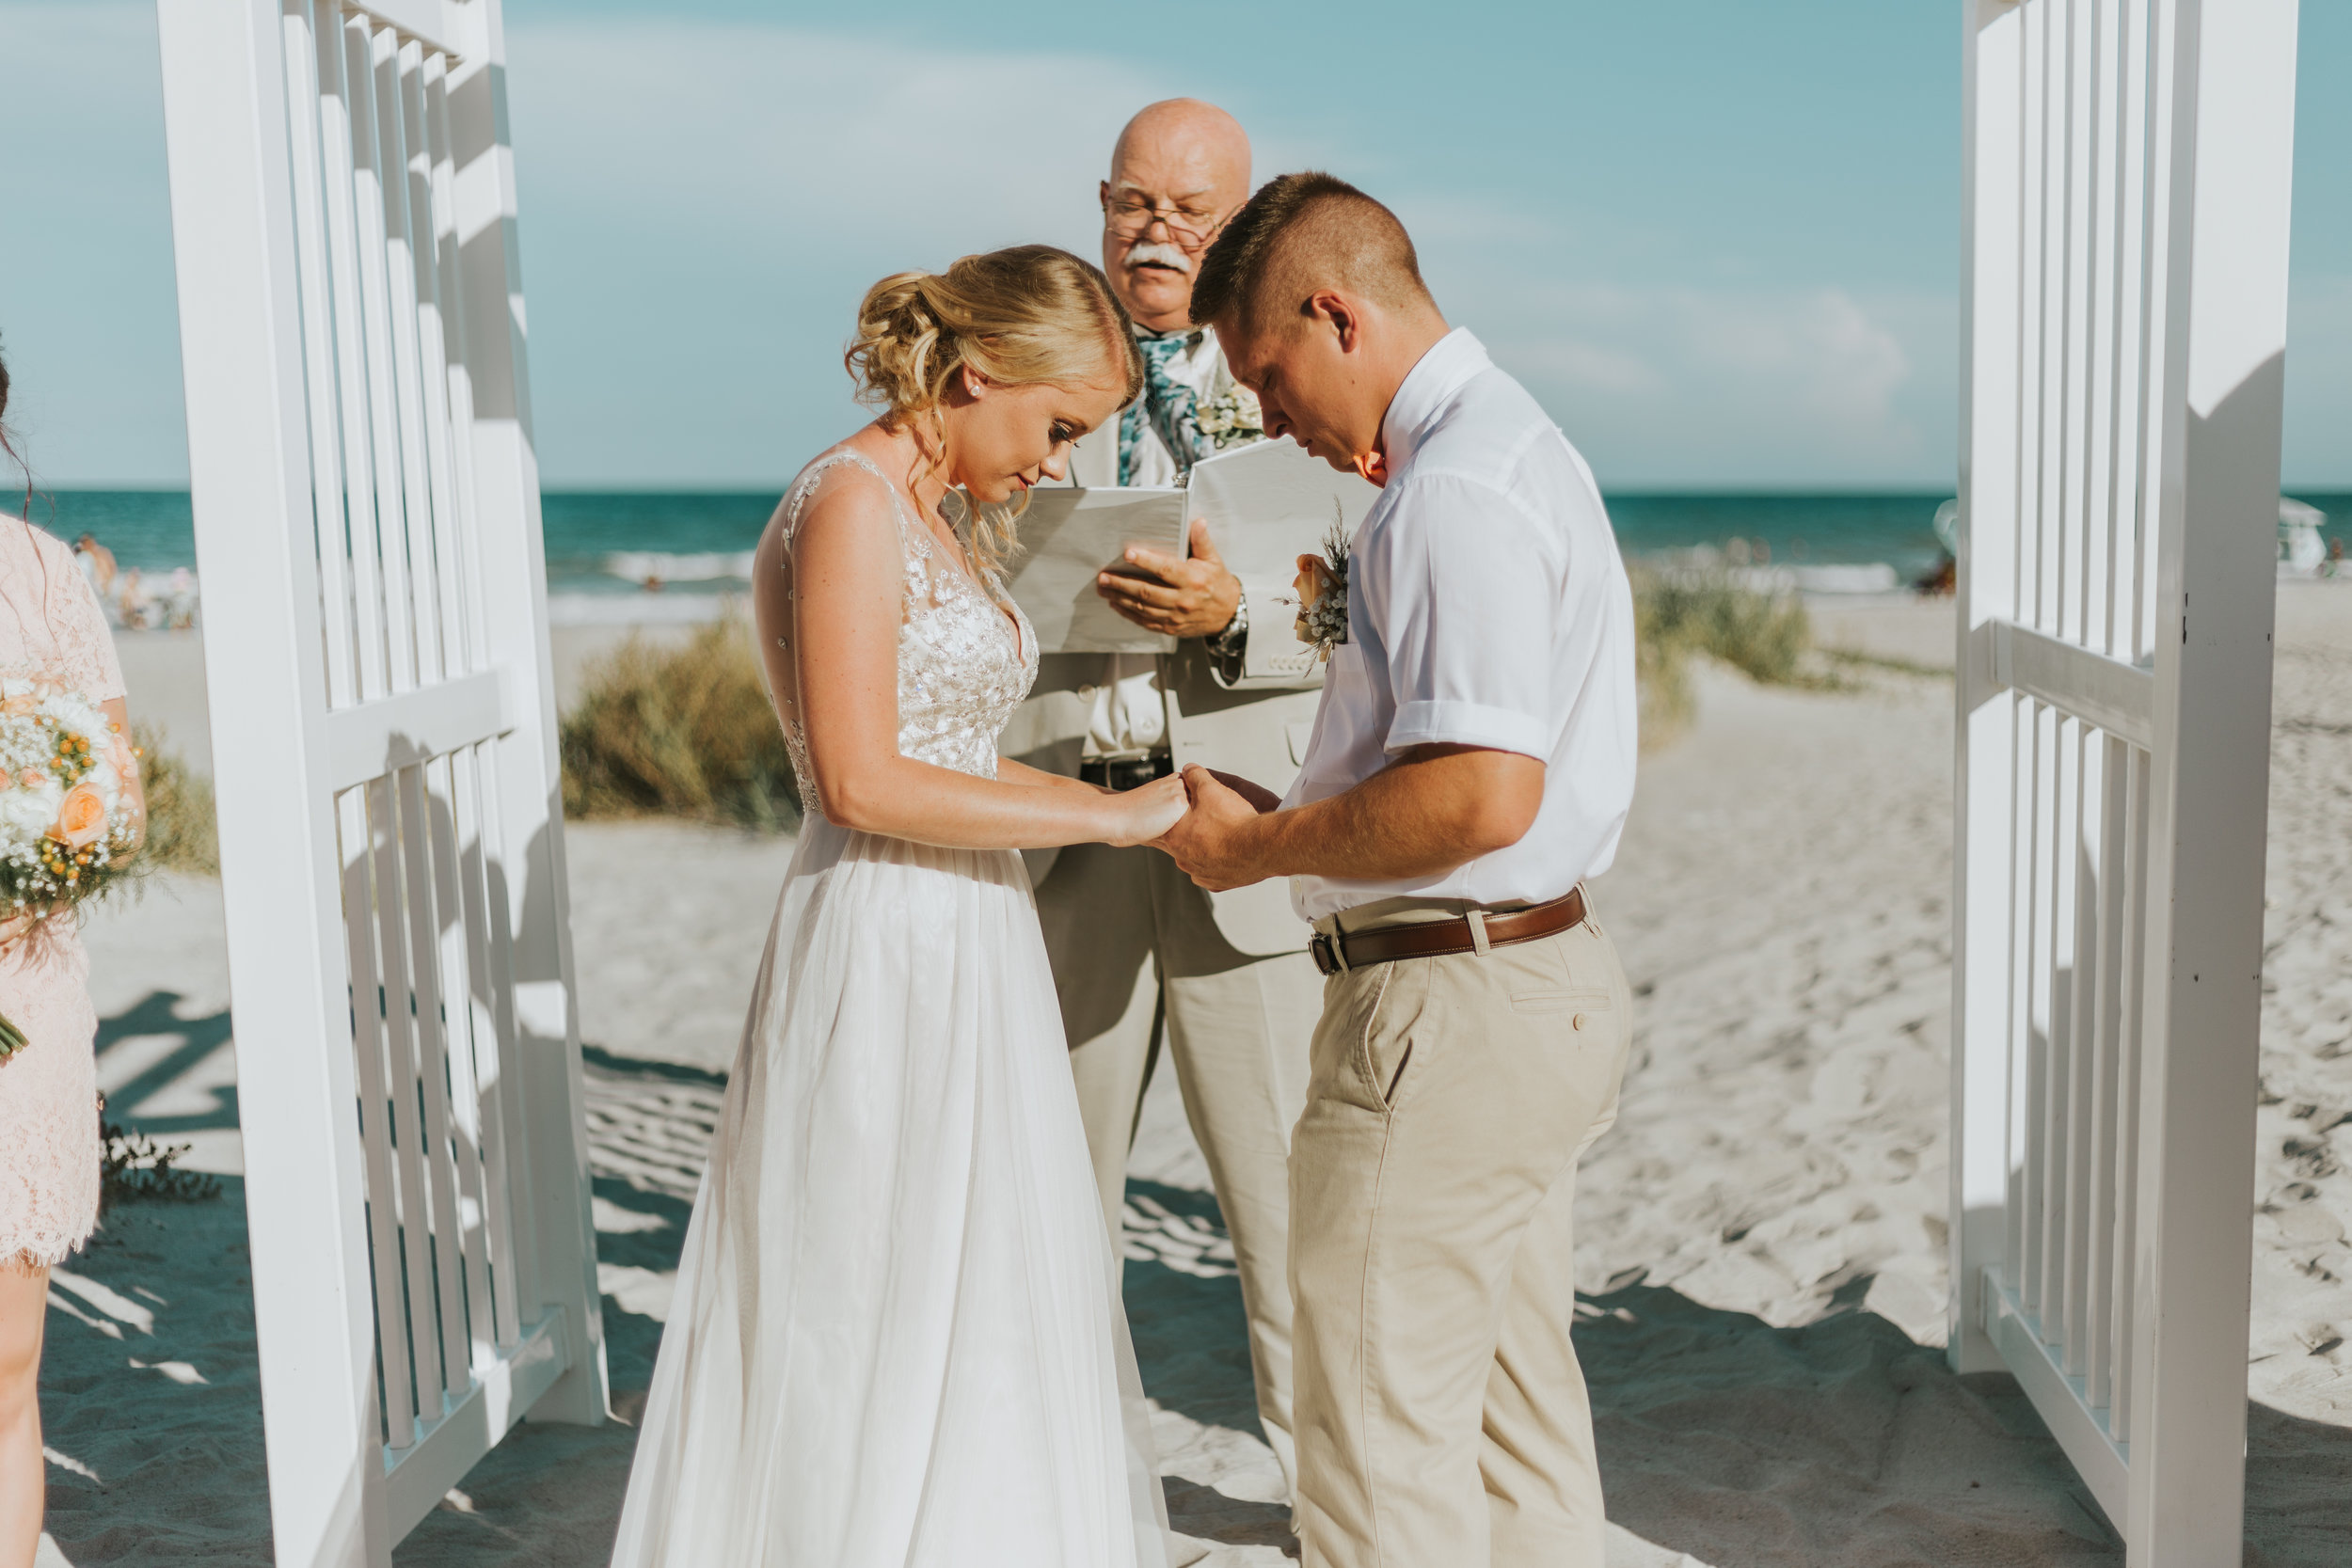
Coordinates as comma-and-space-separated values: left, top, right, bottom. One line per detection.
1195, 383, 1263, 451
1284, 505, 1352, 662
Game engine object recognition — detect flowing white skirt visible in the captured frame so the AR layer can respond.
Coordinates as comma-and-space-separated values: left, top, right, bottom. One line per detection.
610, 820, 1171, 1567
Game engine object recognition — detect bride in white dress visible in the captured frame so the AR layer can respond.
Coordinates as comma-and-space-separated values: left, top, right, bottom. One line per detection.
609, 246, 1187, 1567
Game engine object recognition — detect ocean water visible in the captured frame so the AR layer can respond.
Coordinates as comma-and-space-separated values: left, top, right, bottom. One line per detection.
30, 487, 2352, 596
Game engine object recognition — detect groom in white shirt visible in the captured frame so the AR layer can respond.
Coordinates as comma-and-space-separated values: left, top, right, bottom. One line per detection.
1160, 173, 1641, 1567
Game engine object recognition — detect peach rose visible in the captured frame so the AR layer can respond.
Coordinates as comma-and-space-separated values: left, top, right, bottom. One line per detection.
55, 784, 106, 848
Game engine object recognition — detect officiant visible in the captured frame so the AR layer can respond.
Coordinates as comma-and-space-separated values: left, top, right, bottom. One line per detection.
997, 98, 1319, 1492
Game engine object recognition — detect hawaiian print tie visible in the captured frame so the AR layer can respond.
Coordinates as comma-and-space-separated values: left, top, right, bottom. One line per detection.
1119, 331, 1216, 485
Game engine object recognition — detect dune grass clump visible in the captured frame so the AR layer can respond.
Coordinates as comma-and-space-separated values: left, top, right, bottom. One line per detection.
132, 722, 219, 876
1630, 566, 1816, 745
560, 615, 799, 831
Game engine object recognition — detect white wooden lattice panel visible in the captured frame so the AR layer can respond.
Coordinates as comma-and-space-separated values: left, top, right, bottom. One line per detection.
1952, 0, 2296, 1561
157, 2, 607, 1562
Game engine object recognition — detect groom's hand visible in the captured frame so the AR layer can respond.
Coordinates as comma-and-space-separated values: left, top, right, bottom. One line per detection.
1154, 765, 1274, 891
1096, 517, 1242, 639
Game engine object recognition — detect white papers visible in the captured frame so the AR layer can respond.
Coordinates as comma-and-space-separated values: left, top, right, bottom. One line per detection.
1186, 436, 1380, 588
1187, 438, 1380, 683
1005, 485, 1188, 654
1005, 438, 1377, 669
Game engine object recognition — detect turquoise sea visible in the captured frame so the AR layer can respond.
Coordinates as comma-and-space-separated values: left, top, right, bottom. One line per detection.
27, 487, 2352, 597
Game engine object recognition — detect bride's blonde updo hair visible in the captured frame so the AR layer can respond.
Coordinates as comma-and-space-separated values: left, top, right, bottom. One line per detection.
846, 245, 1144, 569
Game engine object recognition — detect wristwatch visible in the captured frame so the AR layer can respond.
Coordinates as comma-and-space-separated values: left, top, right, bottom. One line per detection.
1204, 585, 1248, 660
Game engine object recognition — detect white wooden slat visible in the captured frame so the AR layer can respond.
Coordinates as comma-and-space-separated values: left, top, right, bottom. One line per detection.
338, 792, 416, 1449
2109, 744, 2151, 1441
2060, 730, 2103, 1370
2038, 714, 2081, 1335
325, 666, 507, 790
2059, 0, 2093, 648
1983, 615, 2155, 748
2022, 699, 2057, 1311
375, 36, 445, 690
399, 51, 462, 686
316, 1, 392, 707
366, 775, 439, 1438
278, 0, 359, 712
392, 762, 471, 1401
2083, 734, 2130, 1408
423, 751, 499, 1366
347, 17, 418, 698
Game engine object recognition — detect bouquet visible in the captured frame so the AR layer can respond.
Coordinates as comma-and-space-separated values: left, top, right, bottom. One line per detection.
0, 681, 141, 1059
1286, 504, 1353, 663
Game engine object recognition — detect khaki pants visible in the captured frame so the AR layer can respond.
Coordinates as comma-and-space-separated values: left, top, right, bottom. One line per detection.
1035, 840, 1320, 1492
1290, 898, 1632, 1568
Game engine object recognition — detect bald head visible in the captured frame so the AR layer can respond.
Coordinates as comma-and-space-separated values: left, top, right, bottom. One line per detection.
1100, 99, 1252, 333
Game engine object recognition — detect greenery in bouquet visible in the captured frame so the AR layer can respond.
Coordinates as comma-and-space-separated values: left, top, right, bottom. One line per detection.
0, 681, 143, 1058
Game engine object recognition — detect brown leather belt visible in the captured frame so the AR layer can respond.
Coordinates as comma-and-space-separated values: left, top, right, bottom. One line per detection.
1309, 886, 1588, 977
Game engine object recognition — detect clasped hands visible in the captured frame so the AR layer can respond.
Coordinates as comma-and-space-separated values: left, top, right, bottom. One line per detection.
1091, 517, 1276, 887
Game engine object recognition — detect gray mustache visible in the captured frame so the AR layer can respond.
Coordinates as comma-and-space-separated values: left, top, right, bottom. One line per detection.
1122, 241, 1193, 275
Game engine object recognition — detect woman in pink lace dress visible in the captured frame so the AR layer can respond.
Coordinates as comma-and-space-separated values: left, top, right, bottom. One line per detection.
0, 352, 143, 1568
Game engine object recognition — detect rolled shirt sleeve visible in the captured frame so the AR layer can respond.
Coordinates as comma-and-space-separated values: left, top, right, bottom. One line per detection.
1356, 472, 1558, 760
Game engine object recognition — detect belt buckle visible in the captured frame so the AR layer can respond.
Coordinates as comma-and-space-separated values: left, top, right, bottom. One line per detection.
1310, 932, 1342, 976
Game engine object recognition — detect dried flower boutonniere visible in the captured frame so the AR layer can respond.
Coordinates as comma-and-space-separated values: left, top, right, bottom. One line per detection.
1284, 503, 1352, 662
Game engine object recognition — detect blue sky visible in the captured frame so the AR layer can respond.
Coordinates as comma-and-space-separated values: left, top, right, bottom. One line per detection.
1, 0, 2344, 488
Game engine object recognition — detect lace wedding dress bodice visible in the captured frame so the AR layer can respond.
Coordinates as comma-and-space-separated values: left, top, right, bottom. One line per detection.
771, 450, 1037, 815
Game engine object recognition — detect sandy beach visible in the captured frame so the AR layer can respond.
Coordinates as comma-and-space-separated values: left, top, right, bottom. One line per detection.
33, 588, 2352, 1565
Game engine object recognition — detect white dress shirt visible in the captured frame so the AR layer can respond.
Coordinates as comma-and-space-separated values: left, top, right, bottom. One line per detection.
1280, 328, 1638, 921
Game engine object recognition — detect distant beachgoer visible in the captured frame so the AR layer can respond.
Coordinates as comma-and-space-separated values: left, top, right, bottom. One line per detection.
113, 566, 147, 631
166, 566, 197, 630
72, 534, 116, 596
640, 572, 665, 594
0, 347, 147, 1568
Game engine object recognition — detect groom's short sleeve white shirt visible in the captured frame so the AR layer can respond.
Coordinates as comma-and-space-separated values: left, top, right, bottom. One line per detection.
1281, 328, 1638, 922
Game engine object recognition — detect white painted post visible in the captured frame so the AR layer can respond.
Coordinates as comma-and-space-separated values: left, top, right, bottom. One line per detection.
155, 2, 389, 1560
2124, 0, 2296, 1556
442, 0, 610, 1422
1951, 0, 2026, 1378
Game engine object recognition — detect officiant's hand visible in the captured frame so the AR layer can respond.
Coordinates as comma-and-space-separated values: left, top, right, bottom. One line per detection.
1095, 517, 1242, 639
1153, 764, 1274, 890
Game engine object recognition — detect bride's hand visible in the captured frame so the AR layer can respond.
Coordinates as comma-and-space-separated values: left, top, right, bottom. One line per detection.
1103, 774, 1188, 847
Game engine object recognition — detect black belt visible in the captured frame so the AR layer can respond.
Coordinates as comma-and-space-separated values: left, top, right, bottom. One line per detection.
1080, 754, 1175, 792
1310, 886, 1590, 977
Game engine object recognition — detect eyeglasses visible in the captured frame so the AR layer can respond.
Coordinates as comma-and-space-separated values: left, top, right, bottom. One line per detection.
1102, 195, 1230, 247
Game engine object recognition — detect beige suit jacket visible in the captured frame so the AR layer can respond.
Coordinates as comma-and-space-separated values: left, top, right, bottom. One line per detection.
1001, 422, 1324, 958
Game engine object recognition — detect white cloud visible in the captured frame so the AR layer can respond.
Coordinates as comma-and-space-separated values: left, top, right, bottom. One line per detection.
1408, 188, 1952, 486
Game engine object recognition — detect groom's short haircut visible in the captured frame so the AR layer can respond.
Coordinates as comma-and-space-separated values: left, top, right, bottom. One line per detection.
1191, 171, 1434, 333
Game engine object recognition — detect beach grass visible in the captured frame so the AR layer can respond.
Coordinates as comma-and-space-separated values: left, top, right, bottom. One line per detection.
1632, 568, 1818, 743
560, 615, 800, 831
134, 721, 219, 876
